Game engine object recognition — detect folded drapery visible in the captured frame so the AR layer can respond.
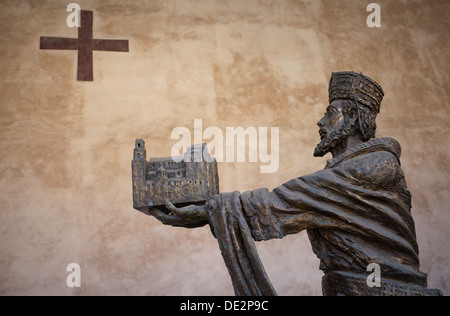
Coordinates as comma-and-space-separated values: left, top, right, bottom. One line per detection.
207, 192, 277, 296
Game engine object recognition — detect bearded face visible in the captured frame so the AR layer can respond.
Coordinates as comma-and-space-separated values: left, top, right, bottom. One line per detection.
314, 99, 354, 157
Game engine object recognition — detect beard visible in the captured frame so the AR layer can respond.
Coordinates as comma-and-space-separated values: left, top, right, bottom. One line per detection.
314, 122, 353, 157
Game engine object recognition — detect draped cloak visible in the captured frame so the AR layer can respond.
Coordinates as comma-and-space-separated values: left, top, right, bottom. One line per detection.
206, 138, 428, 296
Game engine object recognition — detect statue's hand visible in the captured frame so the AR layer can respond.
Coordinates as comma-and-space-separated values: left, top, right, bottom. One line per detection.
149, 202, 208, 228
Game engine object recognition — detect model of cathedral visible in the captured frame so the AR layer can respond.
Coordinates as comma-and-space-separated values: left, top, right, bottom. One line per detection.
132, 139, 219, 214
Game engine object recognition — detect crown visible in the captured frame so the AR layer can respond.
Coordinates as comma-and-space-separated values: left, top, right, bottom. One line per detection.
329, 71, 384, 114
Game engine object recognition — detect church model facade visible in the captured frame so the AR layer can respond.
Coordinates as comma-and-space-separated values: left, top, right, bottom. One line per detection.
132, 139, 219, 214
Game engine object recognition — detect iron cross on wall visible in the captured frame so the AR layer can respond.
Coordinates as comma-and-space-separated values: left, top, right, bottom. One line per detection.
40, 10, 129, 81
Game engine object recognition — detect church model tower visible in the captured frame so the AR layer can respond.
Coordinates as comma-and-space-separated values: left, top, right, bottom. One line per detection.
132, 139, 219, 215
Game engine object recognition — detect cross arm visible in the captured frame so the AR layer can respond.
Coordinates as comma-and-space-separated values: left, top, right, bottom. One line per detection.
40, 37, 79, 50
92, 39, 129, 52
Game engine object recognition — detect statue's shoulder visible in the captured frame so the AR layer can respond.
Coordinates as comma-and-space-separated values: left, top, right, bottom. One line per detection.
326, 137, 402, 170
372, 137, 402, 160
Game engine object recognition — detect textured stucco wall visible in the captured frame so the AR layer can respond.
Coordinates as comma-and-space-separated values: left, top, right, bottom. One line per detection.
0, 0, 449, 295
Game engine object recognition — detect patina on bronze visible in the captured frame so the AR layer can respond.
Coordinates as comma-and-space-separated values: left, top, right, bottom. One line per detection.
135, 71, 443, 296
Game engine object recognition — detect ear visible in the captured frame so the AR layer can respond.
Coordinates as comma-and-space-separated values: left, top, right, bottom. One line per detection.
344, 104, 358, 126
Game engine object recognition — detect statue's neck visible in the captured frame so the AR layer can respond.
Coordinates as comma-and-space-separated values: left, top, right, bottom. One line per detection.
331, 134, 364, 159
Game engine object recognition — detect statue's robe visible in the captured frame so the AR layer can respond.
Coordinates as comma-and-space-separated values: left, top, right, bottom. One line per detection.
206, 138, 433, 296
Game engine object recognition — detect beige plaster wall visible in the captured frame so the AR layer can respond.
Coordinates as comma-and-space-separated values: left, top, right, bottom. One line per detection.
0, 0, 449, 295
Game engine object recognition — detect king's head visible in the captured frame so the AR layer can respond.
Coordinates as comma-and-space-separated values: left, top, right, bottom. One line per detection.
315, 72, 385, 158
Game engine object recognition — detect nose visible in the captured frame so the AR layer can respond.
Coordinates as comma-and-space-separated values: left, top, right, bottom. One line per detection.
317, 116, 325, 128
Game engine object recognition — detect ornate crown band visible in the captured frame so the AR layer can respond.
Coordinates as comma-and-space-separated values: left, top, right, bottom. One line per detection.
329, 71, 384, 114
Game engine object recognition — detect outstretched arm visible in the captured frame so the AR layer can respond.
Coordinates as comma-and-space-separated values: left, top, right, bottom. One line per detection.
149, 167, 342, 235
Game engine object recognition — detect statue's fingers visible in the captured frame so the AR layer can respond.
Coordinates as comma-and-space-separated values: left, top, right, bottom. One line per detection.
165, 202, 177, 212
165, 202, 187, 217
149, 209, 179, 225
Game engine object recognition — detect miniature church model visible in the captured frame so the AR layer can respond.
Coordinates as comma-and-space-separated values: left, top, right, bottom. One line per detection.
132, 139, 219, 215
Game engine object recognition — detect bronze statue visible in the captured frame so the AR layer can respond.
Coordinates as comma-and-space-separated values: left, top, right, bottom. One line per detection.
134, 71, 442, 296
